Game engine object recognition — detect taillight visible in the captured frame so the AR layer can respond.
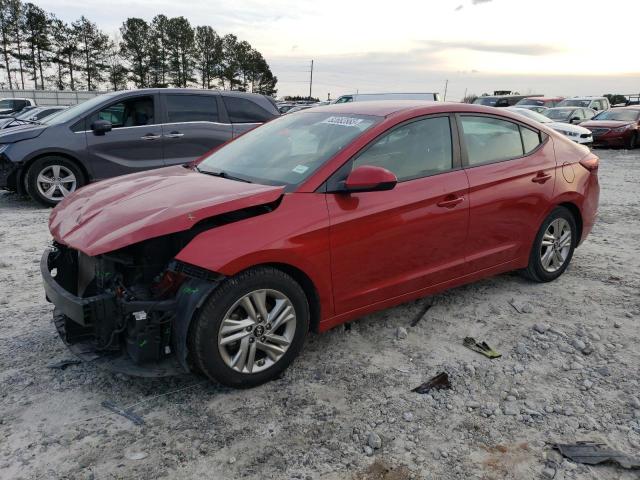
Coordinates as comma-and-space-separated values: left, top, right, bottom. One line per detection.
579, 154, 599, 172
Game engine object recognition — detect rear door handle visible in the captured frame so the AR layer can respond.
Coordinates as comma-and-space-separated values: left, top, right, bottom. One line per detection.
164, 131, 184, 138
532, 172, 552, 183
141, 133, 161, 140
437, 196, 464, 208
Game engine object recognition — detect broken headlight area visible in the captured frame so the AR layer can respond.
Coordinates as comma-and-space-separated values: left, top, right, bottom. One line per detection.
42, 240, 221, 375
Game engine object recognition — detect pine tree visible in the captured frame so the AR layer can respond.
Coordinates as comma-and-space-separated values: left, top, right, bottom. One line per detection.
166, 16, 194, 88
73, 16, 110, 90
23, 2, 50, 89
194, 25, 222, 89
149, 14, 169, 87
119, 17, 150, 88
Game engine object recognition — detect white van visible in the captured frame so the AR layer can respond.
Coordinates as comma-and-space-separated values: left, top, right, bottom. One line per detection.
333, 92, 440, 103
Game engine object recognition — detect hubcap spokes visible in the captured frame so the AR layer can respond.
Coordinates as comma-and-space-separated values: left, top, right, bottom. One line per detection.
540, 218, 572, 273
218, 289, 296, 374
36, 165, 77, 201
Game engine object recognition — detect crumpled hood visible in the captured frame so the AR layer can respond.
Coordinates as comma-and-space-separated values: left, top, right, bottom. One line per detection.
50, 165, 285, 256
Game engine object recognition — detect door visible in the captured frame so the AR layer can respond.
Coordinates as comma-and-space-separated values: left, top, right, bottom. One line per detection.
86, 94, 164, 179
458, 114, 556, 273
326, 115, 470, 314
161, 93, 232, 166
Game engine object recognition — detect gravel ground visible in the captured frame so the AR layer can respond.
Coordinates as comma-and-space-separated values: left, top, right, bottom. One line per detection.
0, 148, 639, 480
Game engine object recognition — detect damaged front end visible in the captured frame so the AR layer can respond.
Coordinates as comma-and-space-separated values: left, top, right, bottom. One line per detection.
41, 238, 222, 376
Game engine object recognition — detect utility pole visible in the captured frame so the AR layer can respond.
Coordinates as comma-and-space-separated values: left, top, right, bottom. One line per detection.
444, 79, 449, 102
309, 60, 314, 100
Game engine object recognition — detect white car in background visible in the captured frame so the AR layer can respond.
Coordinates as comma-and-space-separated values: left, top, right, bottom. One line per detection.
506, 107, 593, 145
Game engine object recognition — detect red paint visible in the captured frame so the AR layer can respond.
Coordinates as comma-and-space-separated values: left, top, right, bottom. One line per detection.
49, 102, 599, 332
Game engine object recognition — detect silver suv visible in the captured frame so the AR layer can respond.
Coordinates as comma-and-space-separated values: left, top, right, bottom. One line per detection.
0, 89, 279, 206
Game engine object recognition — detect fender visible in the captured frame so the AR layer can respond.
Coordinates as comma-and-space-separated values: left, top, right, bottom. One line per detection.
175, 192, 334, 320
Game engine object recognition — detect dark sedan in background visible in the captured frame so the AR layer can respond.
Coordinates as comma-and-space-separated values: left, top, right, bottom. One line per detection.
0, 88, 279, 206
580, 107, 640, 148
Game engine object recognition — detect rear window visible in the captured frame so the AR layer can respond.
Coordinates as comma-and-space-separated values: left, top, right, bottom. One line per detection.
222, 96, 275, 123
166, 94, 218, 123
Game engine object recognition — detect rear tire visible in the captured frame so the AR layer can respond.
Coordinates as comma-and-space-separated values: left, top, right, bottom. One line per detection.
190, 267, 310, 388
25, 156, 85, 207
521, 206, 577, 283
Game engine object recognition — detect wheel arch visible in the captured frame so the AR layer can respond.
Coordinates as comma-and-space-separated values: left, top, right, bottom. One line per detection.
558, 201, 583, 244
19, 151, 90, 193
255, 262, 322, 333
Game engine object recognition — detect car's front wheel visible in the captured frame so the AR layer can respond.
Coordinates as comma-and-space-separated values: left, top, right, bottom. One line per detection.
25, 156, 85, 207
190, 267, 310, 388
628, 132, 638, 149
522, 206, 577, 282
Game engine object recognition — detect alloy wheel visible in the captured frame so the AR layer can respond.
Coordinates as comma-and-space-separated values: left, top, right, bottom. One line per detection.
217, 289, 297, 374
36, 164, 77, 202
540, 218, 572, 273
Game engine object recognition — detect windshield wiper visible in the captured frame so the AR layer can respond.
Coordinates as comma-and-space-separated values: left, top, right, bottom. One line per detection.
198, 168, 252, 183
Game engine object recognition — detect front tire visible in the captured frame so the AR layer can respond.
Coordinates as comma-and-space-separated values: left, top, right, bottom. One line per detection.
522, 206, 577, 283
628, 132, 638, 150
25, 156, 85, 207
191, 267, 310, 388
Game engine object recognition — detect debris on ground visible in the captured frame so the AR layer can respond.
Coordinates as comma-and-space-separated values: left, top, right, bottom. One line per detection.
553, 441, 640, 469
410, 302, 433, 327
46, 358, 81, 370
463, 337, 501, 359
411, 372, 451, 394
101, 400, 145, 426
509, 299, 534, 314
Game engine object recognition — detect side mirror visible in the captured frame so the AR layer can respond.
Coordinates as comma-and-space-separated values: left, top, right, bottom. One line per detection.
91, 119, 112, 135
570, 117, 580, 124
342, 165, 397, 193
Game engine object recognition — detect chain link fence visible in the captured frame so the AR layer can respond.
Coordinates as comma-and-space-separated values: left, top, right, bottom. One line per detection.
0, 89, 110, 106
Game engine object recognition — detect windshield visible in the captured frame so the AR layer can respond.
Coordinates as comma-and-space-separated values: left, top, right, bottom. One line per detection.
545, 109, 572, 120
558, 99, 590, 107
198, 111, 380, 186
15, 108, 41, 120
508, 108, 551, 123
473, 97, 498, 106
42, 93, 116, 125
593, 109, 640, 122
0, 99, 16, 109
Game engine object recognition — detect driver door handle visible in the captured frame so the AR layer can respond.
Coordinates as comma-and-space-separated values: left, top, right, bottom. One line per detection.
140, 133, 161, 140
532, 172, 552, 183
437, 195, 464, 208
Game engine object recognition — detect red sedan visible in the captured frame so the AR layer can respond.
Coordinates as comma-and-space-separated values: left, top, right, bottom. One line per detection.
42, 101, 600, 388
580, 106, 640, 148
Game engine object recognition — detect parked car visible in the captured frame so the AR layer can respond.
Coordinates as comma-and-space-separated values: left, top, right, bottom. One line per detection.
507, 107, 593, 145
333, 92, 440, 103
41, 101, 599, 387
284, 105, 314, 114
557, 97, 610, 111
0, 97, 36, 117
544, 107, 596, 124
473, 94, 543, 107
0, 105, 68, 131
580, 106, 640, 148
277, 103, 296, 114
513, 105, 549, 114
0, 88, 280, 206
515, 96, 564, 108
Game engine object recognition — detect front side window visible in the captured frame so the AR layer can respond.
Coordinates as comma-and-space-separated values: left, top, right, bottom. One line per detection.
352, 116, 453, 181
89, 96, 155, 129
222, 96, 274, 123
198, 112, 380, 186
460, 116, 539, 166
166, 94, 218, 123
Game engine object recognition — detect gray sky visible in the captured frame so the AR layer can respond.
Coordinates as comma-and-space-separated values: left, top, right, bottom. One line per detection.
33, 0, 640, 100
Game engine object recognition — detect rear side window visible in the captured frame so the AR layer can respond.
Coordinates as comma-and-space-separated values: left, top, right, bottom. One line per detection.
166, 94, 218, 123
353, 116, 453, 181
222, 96, 274, 123
521, 127, 541, 154
460, 116, 541, 166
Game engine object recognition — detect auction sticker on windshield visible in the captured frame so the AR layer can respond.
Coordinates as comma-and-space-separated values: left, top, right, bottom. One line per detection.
292, 165, 310, 174
321, 116, 364, 127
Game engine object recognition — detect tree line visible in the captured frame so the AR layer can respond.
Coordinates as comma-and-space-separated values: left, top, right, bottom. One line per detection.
0, 1, 277, 95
